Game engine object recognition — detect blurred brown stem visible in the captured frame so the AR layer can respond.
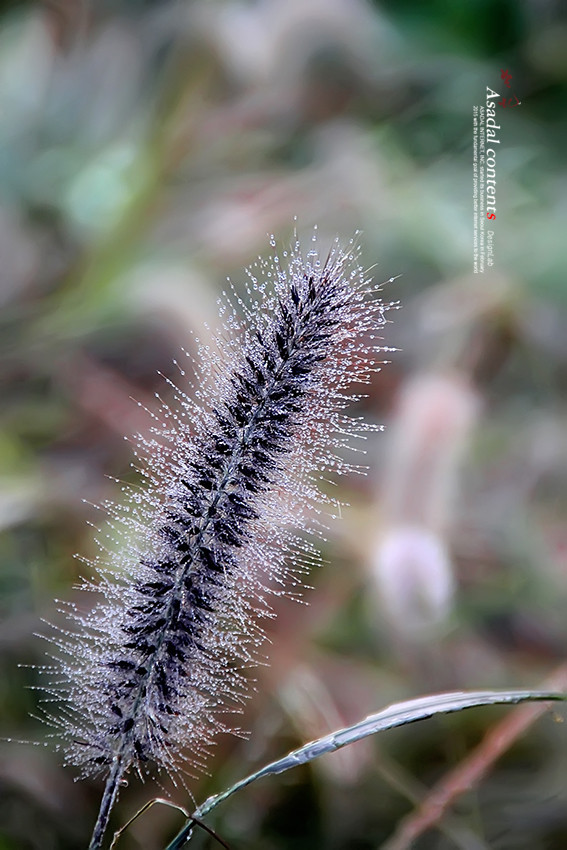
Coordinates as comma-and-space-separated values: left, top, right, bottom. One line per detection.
382, 664, 567, 850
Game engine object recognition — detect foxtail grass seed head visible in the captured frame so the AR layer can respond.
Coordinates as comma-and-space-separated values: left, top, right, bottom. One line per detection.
39, 233, 394, 797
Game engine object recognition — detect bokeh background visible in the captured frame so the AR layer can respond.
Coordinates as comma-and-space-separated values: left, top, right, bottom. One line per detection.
2, 1, 567, 848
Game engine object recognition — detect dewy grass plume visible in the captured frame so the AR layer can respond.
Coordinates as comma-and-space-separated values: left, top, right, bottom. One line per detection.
38, 233, 393, 849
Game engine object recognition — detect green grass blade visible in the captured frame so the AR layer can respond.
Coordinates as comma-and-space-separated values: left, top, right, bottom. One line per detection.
165, 689, 565, 849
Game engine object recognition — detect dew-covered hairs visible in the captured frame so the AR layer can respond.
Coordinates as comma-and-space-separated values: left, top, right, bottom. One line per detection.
38, 232, 394, 849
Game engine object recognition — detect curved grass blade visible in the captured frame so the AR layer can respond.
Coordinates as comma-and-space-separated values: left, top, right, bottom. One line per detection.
165, 689, 565, 850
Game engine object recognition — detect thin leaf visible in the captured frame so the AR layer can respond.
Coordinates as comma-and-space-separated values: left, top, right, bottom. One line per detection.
165, 688, 565, 849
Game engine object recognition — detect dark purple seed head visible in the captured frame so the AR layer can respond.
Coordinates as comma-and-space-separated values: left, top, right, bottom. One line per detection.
38, 233, 394, 783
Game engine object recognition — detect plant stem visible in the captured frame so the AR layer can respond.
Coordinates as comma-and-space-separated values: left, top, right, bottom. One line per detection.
89, 756, 126, 850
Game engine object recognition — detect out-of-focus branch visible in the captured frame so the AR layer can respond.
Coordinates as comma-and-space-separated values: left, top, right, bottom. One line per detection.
382, 664, 567, 850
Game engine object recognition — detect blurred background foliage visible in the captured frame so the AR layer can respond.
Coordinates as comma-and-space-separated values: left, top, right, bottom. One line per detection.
1, 0, 567, 848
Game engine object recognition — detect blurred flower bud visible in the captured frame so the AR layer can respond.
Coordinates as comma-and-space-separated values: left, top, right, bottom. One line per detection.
370, 373, 480, 636
372, 524, 454, 634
